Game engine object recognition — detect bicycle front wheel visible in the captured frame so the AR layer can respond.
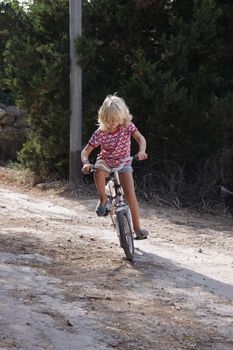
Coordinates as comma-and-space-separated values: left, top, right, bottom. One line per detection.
116, 208, 134, 261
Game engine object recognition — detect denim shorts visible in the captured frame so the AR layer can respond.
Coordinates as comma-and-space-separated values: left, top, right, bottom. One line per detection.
118, 164, 133, 173
95, 160, 133, 174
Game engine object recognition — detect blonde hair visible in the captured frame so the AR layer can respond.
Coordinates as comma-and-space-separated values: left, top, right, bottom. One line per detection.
98, 95, 132, 131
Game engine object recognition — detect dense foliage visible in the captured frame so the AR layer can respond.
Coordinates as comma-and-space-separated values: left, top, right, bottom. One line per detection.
1, 0, 233, 206
1, 0, 70, 178
79, 0, 233, 206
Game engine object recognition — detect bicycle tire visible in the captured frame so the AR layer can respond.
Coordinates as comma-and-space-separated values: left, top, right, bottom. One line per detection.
116, 208, 134, 261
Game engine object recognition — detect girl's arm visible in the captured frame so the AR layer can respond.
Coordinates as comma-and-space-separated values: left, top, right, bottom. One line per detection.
81, 143, 95, 173
132, 130, 148, 160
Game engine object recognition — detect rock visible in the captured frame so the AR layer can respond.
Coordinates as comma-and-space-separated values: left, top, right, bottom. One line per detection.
5, 105, 24, 117
0, 104, 28, 161
0, 108, 6, 119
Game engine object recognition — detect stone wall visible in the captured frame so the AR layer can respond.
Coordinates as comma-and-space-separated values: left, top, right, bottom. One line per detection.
0, 103, 28, 162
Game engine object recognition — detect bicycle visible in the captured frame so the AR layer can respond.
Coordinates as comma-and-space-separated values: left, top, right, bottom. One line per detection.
90, 157, 137, 261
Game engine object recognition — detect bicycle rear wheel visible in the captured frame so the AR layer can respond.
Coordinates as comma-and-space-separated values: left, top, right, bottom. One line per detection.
116, 208, 134, 261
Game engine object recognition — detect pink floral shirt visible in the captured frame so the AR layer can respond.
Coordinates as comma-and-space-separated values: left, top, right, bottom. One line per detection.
88, 122, 137, 167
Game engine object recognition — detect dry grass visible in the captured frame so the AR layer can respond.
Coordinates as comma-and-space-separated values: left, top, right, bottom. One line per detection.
1, 155, 231, 216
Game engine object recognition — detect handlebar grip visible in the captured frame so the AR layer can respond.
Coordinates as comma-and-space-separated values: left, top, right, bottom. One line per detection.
82, 163, 94, 175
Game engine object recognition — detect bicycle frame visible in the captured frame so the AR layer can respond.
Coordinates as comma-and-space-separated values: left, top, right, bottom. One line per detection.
93, 161, 135, 260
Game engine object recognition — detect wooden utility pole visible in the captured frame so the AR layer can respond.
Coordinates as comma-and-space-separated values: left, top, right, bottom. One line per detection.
69, 0, 82, 183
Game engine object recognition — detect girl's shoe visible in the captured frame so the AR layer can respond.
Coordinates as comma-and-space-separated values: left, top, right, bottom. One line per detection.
96, 200, 108, 216
135, 229, 148, 240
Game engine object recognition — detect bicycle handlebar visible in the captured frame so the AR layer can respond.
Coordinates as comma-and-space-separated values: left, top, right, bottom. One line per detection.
83, 155, 139, 175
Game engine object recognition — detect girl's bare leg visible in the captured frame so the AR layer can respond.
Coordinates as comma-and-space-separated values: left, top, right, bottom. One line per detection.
119, 172, 141, 233
94, 170, 108, 206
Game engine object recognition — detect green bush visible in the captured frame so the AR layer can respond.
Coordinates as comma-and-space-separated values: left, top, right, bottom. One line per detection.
2, 0, 70, 178
1, 0, 233, 207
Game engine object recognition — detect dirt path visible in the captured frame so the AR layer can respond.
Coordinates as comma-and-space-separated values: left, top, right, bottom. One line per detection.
0, 169, 233, 349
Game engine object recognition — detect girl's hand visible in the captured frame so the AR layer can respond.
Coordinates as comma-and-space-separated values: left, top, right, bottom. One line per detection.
137, 151, 148, 161
82, 163, 91, 174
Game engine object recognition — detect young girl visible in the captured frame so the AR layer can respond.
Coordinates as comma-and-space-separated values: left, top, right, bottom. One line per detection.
81, 94, 148, 240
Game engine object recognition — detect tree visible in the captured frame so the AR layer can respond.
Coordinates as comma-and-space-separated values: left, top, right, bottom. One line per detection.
0, 0, 30, 104
3, 0, 70, 178
78, 0, 233, 167
2, 0, 233, 201
77, 0, 233, 204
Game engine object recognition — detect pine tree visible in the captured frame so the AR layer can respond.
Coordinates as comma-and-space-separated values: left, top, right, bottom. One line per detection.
3, 0, 70, 178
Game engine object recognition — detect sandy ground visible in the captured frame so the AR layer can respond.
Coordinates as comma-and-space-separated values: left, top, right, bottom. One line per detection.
0, 167, 233, 350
